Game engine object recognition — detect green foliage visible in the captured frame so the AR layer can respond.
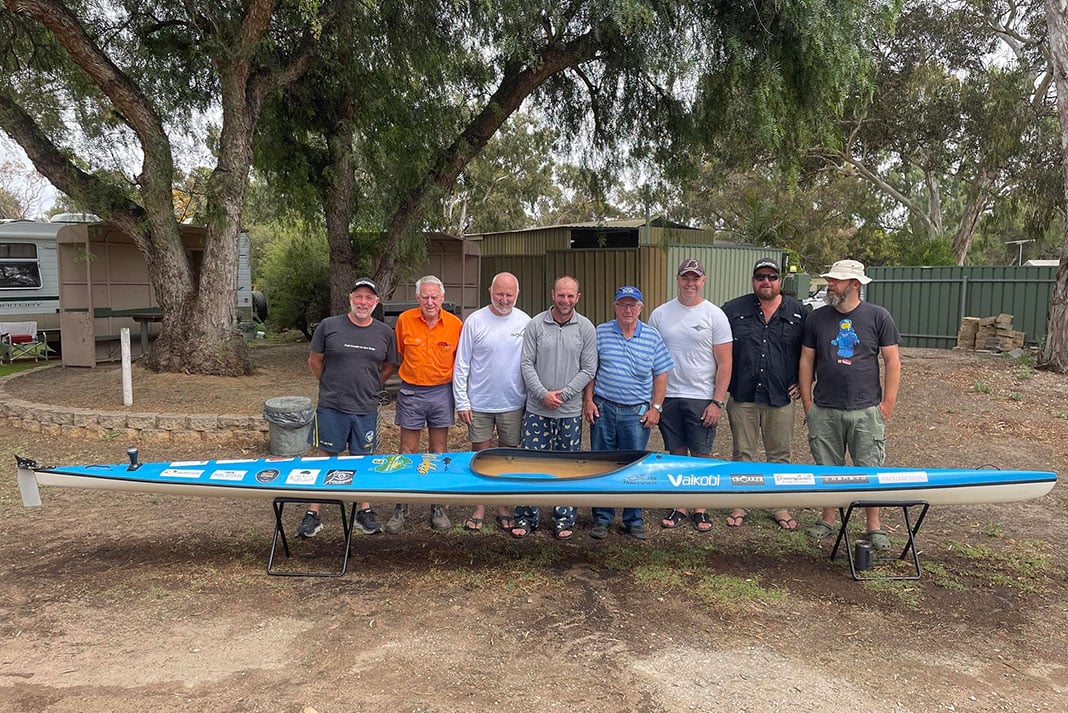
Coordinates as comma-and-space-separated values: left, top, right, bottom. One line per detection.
256, 221, 331, 338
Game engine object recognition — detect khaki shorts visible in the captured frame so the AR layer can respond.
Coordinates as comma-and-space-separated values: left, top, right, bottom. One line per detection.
806, 404, 886, 467
468, 408, 524, 445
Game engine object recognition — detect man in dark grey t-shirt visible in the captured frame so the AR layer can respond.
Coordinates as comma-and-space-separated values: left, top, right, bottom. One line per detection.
295, 278, 398, 539
799, 260, 901, 551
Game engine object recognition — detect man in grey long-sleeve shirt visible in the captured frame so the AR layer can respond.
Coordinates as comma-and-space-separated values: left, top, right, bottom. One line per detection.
511, 275, 598, 540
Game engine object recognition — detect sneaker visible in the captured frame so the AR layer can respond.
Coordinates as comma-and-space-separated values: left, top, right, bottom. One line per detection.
356, 507, 382, 535
625, 524, 648, 540
384, 504, 408, 534
590, 522, 609, 539
430, 504, 451, 531
296, 510, 323, 539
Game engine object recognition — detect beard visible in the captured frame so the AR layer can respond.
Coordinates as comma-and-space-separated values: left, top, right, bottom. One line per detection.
824, 284, 855, 306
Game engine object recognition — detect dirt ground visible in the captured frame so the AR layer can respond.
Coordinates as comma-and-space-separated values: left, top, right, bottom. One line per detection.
0, 343, 1066, 713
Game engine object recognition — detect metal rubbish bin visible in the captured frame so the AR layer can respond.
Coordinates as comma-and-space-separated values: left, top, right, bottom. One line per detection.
262, 396, 314, 456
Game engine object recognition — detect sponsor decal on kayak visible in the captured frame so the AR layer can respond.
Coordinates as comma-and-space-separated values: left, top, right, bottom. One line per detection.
822, 474, 870, 485
286, 469, 319, 485
162, 468, 203, 479
372, 455, 412, 473
876, 471, 928, 484
209, 469, 246, 481
417, 455, 438, 474
170, 460, 208, 467
255, 468, 281, 483
215, 459, 257, 464
773, 472, 816, 486
325, 470, 355, 485
623, 474, 657, 485
668, 473, 720, 487
730, 474, 766, 486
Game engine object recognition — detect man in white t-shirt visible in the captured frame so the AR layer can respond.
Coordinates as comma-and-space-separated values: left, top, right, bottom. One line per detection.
647, 258, 733, 533
453, 272, 531, 533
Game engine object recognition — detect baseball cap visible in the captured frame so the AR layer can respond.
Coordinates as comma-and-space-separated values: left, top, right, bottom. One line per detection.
821, 259, 872, 285
677, 258, 705, 277
614, 285, 643, 302
753, 258, 780, 274
351, 277, 379, 294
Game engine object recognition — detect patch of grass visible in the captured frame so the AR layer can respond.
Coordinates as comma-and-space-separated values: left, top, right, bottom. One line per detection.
1013, 365, 1035, 380
974, 380, 992, 394
1008, 391, 1023, 401
922, 562, 967, 591
694, 574, 786, 609
979, 523, 1003, 538
945, 540, 1056, 592
863, 577, 921, 605
945, 407, 959, 414
0, 362, 43, 378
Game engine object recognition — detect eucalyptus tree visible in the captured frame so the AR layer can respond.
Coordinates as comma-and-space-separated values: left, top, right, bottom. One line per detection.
1042, 0, 1068, 370
0, 0, 339, 374
258, 0, 893, 304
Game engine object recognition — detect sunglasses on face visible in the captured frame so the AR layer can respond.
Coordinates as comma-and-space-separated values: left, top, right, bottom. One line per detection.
753, 273, 780, 282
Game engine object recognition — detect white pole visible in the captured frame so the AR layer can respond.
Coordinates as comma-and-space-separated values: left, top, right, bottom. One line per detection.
120, 328, 133, 406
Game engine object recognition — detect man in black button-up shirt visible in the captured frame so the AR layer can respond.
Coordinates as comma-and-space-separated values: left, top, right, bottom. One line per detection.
721, 258, 807, 531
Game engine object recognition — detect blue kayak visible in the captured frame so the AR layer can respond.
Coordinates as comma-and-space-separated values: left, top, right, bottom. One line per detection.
17, 448, 1058, 509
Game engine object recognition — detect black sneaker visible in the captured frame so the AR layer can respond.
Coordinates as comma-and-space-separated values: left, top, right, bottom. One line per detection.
356, 507, 382, 535
590, 522, 609, 539
296, 510, 323, 538
625, 524, 648, 540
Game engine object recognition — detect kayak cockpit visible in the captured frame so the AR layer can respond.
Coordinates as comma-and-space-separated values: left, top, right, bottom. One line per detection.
470, 447, 650, 480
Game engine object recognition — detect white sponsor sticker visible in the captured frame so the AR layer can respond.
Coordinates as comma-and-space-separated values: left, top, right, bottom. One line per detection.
286, 469, 319, 485
161, 468, 203, 479
876, 471, 928, 484
336, 455, 366, 461
215, 459, 256, 464
773, 472, 816, 486
170, 460, 208, 466
209, 469, 247, 481
667, 474, 720, 487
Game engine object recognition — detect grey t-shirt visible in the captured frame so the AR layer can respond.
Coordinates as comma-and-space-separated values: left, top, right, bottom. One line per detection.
802, 301, 900, 411
310, 315, 398, 414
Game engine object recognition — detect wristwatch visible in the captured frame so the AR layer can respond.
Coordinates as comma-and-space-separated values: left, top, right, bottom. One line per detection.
651, 403, 663, 413
711, 399, 725, 409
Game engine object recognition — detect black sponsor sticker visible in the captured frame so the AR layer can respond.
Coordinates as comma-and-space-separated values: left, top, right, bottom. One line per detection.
325, 469, 355, 485
730, 474, 766, 486
255, 468, 280, 483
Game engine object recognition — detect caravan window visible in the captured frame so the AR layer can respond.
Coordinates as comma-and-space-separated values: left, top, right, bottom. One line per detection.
0, 243, 43, 289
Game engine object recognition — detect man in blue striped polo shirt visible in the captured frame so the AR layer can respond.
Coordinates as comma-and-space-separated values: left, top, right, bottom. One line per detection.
583, 285, 674, 539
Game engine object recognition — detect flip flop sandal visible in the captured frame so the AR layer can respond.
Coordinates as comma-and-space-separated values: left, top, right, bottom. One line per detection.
463, 517, 484, 531
691, 511, 713, 532
771, 510, 798, 531
510, 517, 538, 538
725, 509, 750, 527
661, 509, 687, 529
495, 515, 515, 531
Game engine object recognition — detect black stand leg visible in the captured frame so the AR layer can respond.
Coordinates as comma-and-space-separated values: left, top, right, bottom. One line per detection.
267, 498, 357, 577
828, 500, 930, 581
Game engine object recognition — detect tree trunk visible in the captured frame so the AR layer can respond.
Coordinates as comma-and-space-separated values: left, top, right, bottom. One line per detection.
950, 169, 995, 266
324, 94, 359, 313
1042, 0, 1068, 372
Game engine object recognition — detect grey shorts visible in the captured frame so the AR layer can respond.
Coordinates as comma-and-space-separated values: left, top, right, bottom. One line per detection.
806, 404, 886, 467
658, 397, 716, 454
395, 382, 455, 430
468, 408, 524, 445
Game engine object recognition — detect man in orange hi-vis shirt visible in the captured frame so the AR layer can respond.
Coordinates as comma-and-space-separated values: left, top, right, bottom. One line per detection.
384, 275, 464, 534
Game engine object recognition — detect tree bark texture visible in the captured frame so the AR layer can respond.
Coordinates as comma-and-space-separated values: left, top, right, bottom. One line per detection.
1043, 0, 1068, 371
325, 94, 359, 314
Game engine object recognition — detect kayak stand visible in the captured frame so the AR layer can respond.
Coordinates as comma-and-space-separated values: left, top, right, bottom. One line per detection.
267, 498, 357, 577
830, 500, 930, 580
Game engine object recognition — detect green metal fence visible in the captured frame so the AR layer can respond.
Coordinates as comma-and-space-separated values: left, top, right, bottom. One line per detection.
866, 266, 1058, 348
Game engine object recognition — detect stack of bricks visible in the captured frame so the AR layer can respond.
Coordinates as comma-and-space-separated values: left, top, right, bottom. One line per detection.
957, 314, 1025, 351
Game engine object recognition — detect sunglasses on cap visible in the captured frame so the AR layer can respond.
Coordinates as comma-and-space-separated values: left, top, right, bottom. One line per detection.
753, 273, 780, 282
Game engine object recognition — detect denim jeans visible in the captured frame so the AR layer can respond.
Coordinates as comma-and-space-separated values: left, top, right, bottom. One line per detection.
590, 397, 650, 528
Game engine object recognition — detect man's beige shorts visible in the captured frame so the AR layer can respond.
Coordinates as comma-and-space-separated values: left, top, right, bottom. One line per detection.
468, 408, 524, 445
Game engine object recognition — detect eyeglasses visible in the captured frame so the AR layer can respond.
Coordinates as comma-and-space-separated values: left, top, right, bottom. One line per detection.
753, 273, 780, 282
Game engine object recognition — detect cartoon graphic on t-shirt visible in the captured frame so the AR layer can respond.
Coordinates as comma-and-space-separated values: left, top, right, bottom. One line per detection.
831, 319, 860, 361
